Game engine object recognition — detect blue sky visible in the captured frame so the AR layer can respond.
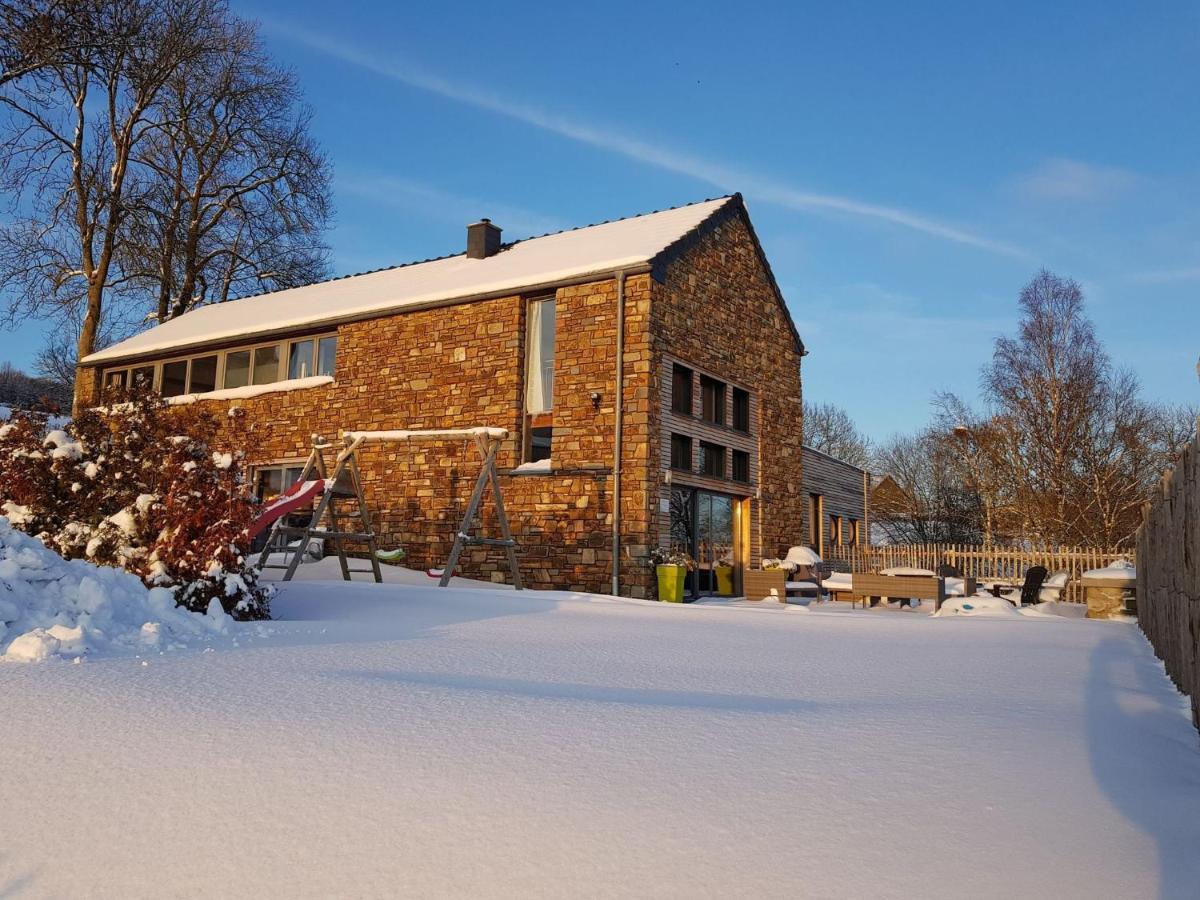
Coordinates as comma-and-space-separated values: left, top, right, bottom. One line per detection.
3, 0, 1198, 438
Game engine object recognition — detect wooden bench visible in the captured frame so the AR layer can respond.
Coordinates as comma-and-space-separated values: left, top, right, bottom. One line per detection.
743, 569, 821, 603
849, 573, 974, 612
743, 568, 786, 602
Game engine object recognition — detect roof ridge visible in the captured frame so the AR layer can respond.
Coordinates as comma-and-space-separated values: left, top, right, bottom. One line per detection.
218, 194, 735, 306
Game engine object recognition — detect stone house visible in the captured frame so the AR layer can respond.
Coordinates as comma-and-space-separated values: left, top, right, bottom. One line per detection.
77, 195, 807, 598
801, 445, 871, 562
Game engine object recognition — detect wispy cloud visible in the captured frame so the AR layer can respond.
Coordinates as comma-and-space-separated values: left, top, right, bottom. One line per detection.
1014, 157, 1141, 202
1128, 266, 1200, 284
337, 174, 566, 238
264, 22, 1028, 260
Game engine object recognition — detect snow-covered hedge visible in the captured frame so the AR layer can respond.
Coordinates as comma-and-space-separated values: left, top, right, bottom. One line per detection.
0, 390, 269, 619
0, 517, 231, 662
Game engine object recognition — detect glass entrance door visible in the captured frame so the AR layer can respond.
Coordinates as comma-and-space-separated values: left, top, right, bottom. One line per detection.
669, 487, 739, 599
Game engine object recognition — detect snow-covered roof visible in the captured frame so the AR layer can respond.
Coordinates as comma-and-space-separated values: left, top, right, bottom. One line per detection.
84, 196, 736, 365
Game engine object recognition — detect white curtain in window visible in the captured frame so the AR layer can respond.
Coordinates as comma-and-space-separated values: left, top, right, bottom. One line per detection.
525, 299, 555, 413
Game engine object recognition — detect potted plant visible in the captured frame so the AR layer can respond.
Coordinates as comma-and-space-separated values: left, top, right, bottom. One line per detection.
651, 547, 695, 603
714, 554, 735, 596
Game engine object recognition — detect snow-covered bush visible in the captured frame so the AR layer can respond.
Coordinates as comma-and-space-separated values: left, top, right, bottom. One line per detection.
0, 388, 270, 619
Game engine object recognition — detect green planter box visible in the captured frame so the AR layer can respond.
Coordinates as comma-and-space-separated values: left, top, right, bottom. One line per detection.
657, 565, 688, 602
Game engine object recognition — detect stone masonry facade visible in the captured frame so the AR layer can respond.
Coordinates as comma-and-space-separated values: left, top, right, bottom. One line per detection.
78, 199, 805, 597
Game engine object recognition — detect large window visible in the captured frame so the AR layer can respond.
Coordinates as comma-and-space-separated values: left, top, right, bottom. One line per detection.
849, 518, 860, 547
732, 449, 749, 483
672, 364, 693, 415
699, 441, 725, 478
700, 375, 725, 426
830, 514, 843, 546
102, 332, 337, 398
524, 297, 556, 463
671, 433, 693, 471
732, 387, 750, 432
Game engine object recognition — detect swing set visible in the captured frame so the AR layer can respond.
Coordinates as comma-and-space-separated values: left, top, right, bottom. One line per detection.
252, 427, 523, 589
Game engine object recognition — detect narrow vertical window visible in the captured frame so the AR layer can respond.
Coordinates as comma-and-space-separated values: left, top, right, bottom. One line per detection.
316, 335, 337, 377
224, 351, 250, 389
670, 433, 692, 470
672, 364, 693, 415
189, 356, 217, 394
288, 339, 315, 379
732, 388, 750, 432
809, 493, 823, 554
160, 360, 188, 397
524, 297, 556, 462
252, 345, 280, 385
732, 449, 749, 483
701, 375, 725, 426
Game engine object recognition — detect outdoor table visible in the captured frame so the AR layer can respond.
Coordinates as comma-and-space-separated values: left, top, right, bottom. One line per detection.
1081, 575, 1136, 619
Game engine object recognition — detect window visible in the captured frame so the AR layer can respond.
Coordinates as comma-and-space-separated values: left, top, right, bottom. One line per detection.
732, 388, 750, 432
808, 493, 823, 553
699, 441, 726, 478
102, 332, 336, 400
254, 465, 305, 502
830, 514, 843, 546
848, 518, 860, 547
252, 345, 279, 385
316, 335, 337, 377
189, 355, 217, 394
732, 449, 749, 483
526, 298, 555, 413
161, 360, 188, 397
131, 366, 155, 389
224, 350, 251, 389
700, 375, 725, 426
524, 298, 556, 462
670, 434, 692, 471
288, 339, 315, 379
672, 364, 693, 415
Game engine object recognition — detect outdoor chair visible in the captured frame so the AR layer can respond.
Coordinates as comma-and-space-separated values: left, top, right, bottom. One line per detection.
937, 563, 963, 578
1001, 565, 1048, 606
1038, 571, 1070, 603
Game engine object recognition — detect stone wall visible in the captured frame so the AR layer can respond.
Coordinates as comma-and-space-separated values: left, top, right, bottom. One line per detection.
82, 276, 658, 597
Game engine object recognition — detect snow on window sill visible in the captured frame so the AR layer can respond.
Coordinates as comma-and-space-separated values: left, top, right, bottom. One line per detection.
165, 375, 334, 405
508, 459, 553, 475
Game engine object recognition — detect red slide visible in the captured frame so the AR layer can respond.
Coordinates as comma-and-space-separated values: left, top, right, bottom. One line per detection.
248, 479, 325, 540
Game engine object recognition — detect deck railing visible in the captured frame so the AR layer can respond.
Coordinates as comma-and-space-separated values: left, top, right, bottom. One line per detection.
830, 543, 1133, 604
1136, 425, 1200, 730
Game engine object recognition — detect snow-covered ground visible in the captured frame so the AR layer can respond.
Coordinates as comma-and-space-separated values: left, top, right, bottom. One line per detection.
3, 560, 1199, 898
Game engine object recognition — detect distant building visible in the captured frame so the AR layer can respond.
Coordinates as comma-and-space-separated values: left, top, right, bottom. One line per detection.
801, 445, 870, 560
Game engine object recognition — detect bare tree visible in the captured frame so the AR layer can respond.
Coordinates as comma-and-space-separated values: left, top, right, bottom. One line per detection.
0, 1, 107, 88
945, 270, 1182, 548
123, 14, 330, 321
0, 0, 330, 411
803, 400, 872, 468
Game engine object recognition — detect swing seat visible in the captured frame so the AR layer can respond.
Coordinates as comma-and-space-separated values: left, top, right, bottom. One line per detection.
248, 479, 325, 540
375, 547, 406, 562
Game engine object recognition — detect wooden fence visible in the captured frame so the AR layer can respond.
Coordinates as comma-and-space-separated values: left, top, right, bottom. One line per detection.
1136, 430, 1200, 729
834, 543, 1134, 604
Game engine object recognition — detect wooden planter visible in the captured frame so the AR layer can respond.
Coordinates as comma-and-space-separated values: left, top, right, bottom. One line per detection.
743, 568, 786, 602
